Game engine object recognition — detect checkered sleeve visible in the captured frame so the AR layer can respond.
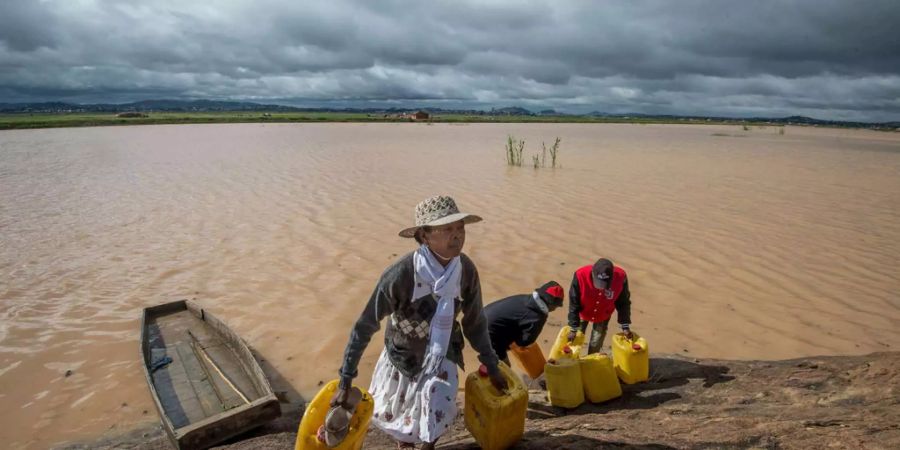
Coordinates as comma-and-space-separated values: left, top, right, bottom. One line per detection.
338, 270, 398, 389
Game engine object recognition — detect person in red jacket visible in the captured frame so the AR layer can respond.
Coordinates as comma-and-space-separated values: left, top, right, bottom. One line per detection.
567, 258, 633, 353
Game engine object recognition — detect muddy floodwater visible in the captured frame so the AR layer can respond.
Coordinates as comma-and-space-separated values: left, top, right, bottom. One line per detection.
1, 123, 898, 448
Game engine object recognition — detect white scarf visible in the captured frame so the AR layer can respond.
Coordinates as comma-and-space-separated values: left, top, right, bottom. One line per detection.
531, 291, 549, 314
413, 244, 461, 376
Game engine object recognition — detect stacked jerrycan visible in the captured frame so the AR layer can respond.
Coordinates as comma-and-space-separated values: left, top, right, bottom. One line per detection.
544, 326, 585, 408
509, 341, 546, 379
295, 380, 374, 450
464, 362, 528, 450
546, 326, 624, 406
548, 325, 585, 361
612, 331, 650, 384
580, 352, 622, 403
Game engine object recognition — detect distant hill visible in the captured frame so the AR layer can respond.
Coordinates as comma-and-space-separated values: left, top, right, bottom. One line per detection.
0, 99, 305, 113
0, 100, 896, 129
491, 106, 533, 116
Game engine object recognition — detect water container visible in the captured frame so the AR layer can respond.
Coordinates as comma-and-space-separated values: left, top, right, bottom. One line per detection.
548, 326, 585, 361
544, 356, 584, 408
509, 342, 546, 379
295, 380, 374, 450
464, 362, 527, 450
612, 332, 649, 384
579, 353, 622, 403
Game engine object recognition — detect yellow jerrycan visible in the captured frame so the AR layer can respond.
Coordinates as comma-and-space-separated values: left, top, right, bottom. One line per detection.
544, 343, 584, 408
612, 332, 649, 384
464, 362, 528, 450
548, 325, 585, 361
295, 380, 374, 450
509, 341, 546, 379
579, 353, 622, 403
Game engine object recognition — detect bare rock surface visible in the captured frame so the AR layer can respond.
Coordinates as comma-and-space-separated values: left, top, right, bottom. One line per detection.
60, 352, 900, 450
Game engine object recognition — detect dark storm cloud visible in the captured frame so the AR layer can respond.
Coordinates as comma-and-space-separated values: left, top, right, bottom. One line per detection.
1, 0, 898, 121
0, 0, 61, 52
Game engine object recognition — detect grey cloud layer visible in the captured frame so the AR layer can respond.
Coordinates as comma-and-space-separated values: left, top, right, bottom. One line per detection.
2, 0, 899, 120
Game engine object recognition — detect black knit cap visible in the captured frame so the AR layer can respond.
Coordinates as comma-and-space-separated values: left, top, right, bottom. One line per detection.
592, 258, 614, 285
536, 280, 564, 307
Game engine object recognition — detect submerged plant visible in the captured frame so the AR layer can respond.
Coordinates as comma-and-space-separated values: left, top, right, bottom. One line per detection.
546, 137, 561, 168
509, 135, 561, 169
506, 135, 525, 166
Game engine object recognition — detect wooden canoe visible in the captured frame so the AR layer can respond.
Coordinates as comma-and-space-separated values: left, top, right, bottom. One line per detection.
141, 299, 280, 449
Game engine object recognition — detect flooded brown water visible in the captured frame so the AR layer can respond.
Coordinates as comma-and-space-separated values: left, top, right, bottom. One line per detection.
1, 123, 899, 448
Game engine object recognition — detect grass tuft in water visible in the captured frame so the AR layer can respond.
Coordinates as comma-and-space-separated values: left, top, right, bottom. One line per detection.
545, 137, 561, 168
506, 135, 525, 166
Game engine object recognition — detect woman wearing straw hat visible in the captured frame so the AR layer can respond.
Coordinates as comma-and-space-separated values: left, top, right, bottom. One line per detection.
332, 195, 508, 450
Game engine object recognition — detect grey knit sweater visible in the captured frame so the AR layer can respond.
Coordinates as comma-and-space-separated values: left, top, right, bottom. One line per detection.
338, 251, 500, 389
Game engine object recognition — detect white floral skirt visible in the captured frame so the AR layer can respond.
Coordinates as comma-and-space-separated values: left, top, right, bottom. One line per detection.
368, 349, 458, 444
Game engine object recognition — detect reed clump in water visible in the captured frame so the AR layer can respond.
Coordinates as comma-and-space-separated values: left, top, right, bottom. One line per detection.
508, 135, 562, 169
506, 135, 525, 166
544, 137, 561, 168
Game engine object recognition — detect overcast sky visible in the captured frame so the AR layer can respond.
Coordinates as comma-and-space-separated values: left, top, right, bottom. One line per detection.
2, 0, 899, 121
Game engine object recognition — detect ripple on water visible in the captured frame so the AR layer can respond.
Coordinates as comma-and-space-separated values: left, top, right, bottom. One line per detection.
1, 123, 899, 449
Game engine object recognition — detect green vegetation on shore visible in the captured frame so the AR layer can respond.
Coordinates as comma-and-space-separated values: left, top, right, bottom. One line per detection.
0, 111, 800, 130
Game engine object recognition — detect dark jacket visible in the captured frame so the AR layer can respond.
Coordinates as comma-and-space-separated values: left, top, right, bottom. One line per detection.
338, 251, 499, 389
483, 293, 549, 361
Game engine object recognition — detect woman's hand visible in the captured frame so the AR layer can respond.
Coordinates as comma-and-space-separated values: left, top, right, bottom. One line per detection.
489, 370, 508, 393
567, 330, 578, 342
330, 387, 350, 407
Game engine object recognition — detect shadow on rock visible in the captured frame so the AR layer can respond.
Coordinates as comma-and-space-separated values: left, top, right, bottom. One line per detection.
527, 356, 733, 419
639, 356, 734, 390
440, 430, 677, 449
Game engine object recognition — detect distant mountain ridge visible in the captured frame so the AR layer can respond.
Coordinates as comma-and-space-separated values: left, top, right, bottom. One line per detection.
0, 99, 303, 113
1, 99, 897, 128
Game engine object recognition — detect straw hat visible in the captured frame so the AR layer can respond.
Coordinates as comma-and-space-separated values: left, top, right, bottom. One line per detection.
398, 195, 483, 238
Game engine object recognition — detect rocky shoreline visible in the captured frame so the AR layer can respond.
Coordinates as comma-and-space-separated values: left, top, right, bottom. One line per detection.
59, 352, 900, 449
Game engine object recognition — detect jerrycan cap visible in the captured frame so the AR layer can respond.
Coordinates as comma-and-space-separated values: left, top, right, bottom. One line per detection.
632, 343, 642, 351
563, 345, 572, 354
478, 364, 489, 377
